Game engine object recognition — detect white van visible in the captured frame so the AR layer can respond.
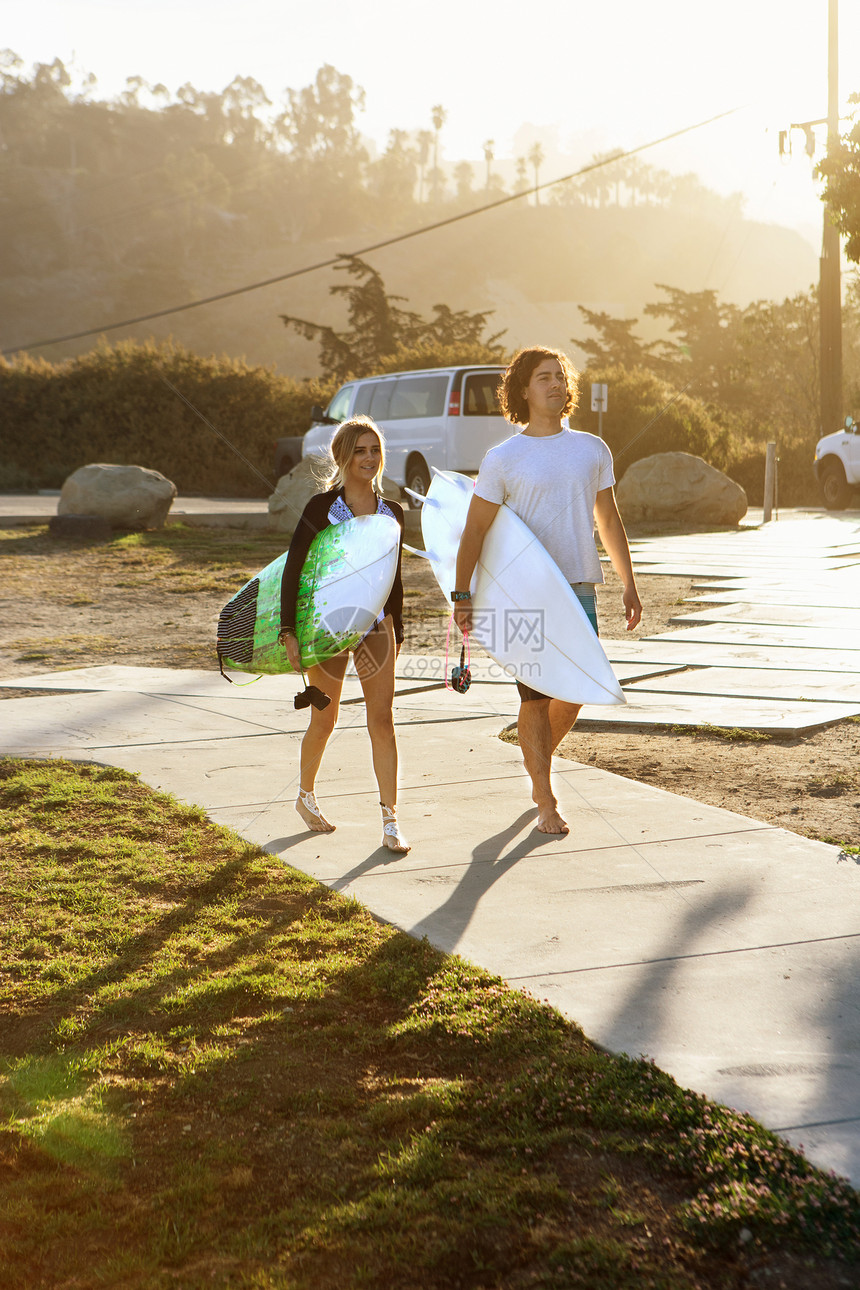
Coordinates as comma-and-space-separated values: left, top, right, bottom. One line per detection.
301, 365, 508, 502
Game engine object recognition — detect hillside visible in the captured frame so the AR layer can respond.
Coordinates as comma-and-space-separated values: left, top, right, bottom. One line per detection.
4, 200, 818, 375
0, 59, 817, 374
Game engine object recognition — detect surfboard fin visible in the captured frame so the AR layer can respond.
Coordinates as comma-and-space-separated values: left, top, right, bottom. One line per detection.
431, 466, 473, 491
404, 488, 438, 506
403, 544, 432, 560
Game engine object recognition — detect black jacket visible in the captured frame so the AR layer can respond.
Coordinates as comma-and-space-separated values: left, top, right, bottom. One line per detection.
279, 488, 405, 645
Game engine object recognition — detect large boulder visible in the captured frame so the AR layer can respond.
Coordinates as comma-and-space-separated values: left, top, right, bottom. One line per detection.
58, 463, 177, 529
267, 457, 402, 535
616, 452, 747, 525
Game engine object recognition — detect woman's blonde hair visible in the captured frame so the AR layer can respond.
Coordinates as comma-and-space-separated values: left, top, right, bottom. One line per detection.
321, 416, 386, 492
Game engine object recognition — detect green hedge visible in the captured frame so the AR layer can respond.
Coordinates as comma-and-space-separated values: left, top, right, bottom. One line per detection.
574, 365, 738, 474
574, 365, 820, 506
0, 337, 508, 496
2, 342, 821, 506
0, 340, 338, 496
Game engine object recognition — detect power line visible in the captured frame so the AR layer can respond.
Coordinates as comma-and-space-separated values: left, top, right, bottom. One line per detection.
1, 107, 738, 358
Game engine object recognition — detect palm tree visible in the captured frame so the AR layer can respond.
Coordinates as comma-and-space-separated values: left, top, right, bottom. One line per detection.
431, 103, 446, 202
415, 129, 433, 203
482, 138, 494, 190
528, 141, 544, 204
454, 160, 474, 203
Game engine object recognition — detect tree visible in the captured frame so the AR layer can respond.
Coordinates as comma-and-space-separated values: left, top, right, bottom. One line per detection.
482, 138, 494, 190
576, 363, 733, 474
370, 128, 417, 210
430, 103, 446, 201
817, 93, 860, 263
279, 255, 505, 380
276, 64, 366, 182
221, 75, 272, 147
572, 307, 662, 370
415, 129, 433, 203
643, 284, 742, 404
732, 291, 820, 432
528, 141, 544, 204
273, 63, 368, 235
454, 160, 474, 203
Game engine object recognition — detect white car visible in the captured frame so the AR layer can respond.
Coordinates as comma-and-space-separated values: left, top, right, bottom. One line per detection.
302, 365, 508, 503
814, 415, 860, 509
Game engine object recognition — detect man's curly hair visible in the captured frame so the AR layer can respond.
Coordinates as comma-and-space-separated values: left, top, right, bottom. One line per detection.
500, 346, 580, 426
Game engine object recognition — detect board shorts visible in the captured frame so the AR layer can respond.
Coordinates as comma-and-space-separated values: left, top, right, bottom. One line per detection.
516, 583, 598, 703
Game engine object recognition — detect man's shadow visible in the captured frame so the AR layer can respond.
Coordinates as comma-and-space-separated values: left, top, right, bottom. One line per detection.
406, 809, 557, 952
265, 809, 557, 946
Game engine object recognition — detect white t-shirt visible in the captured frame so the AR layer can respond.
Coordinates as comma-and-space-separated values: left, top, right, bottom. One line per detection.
474, 428, 615, 583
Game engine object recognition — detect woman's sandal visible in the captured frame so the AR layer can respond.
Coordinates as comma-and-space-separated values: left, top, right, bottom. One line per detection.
296, 789, 335, 833
381, 803, 410, 854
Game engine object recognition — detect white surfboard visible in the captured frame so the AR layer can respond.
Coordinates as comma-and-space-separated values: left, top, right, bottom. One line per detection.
418, 470, 625, 706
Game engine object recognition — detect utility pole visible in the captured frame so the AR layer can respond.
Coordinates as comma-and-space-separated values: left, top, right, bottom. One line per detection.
820, 0, 842, 434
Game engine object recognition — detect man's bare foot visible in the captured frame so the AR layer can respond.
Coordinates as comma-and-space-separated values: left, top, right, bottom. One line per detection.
296, 789, 335, 833
536, 804, 569, 834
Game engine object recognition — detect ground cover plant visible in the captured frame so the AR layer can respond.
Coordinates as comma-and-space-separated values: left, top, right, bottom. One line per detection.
1, 758, 858, 1289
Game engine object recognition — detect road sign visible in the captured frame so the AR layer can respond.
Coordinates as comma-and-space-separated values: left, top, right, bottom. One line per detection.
590, 383, 608, 412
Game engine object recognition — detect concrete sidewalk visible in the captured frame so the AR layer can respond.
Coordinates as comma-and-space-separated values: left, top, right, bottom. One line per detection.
0, 492, 428, 539
0, 492, 272, 529
2, 661, 858, 1187
3, 504, 860, 1187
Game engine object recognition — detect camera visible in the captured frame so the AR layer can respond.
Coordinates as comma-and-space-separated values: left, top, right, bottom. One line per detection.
450, 663, 471, 694
450, 637, 471, 694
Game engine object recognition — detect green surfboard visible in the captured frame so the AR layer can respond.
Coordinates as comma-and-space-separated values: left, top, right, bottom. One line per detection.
217, 514, 400, 676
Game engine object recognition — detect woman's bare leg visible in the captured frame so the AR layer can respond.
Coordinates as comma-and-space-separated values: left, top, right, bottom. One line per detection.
295, 651, 349, 832
354, 620, 409, 852
354, 620, 398, 806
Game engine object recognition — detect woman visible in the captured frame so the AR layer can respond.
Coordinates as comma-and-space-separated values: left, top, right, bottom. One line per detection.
278, 415, 410, 853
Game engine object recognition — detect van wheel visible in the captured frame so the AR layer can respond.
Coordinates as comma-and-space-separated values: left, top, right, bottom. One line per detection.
406, 457, 431, 507
820, 463, 851, 510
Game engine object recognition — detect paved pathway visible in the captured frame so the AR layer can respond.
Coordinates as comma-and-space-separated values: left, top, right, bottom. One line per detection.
2, 503, 859, 1185
0, 492, 271, 529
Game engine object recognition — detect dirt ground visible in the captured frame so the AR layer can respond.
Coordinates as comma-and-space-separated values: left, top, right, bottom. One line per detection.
1, 523, 858, 850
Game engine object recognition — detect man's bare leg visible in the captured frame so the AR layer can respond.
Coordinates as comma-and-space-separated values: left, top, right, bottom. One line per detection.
518, 698, 569, 833
548, 699, 582, 754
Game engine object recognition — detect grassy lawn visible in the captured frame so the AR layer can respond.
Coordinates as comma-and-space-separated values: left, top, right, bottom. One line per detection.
0, 521, 292, 597
1, 760, 858, 1289
0, 521, 447, 674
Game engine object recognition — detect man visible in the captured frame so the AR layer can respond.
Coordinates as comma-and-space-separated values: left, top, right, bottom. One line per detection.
452, 346, 641, 835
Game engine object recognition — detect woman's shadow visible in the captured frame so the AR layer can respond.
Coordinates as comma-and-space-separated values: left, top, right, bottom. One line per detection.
407, 809, 557, 952
266, 808, 556, 953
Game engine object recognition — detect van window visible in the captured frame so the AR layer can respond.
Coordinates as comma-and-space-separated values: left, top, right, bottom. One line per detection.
352, 383, 375, 416
368, 380, 397, 420
326, 385, 353, 422
389, 373, 449, 419
463, 372, 503, 416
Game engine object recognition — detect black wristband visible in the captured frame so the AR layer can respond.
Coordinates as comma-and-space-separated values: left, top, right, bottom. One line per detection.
450, 590, 472, 602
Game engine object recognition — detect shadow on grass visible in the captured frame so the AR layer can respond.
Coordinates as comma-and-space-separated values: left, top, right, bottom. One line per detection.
2, 757, 859, 1290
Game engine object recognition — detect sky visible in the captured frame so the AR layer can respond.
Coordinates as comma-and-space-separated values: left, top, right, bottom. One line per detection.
3, 0, 859, 249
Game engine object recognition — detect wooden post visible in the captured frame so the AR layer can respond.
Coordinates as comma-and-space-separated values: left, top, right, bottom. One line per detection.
763, 442, 777, 523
